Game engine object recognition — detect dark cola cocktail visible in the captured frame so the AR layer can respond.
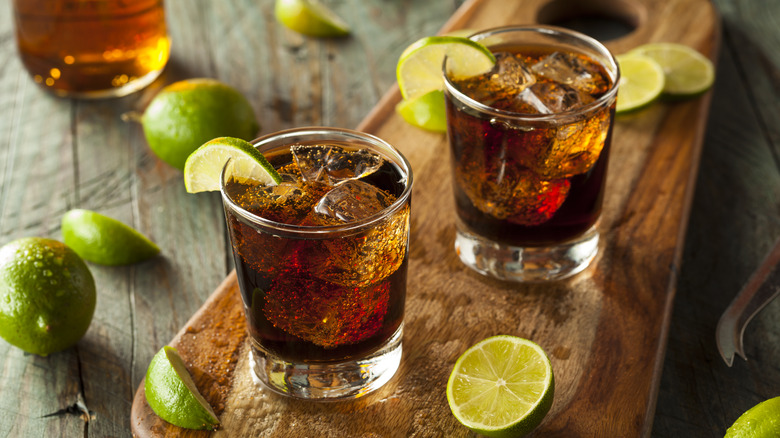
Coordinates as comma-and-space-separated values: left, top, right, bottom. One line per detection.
443, 26, 619, 282
220, 128, 412, 400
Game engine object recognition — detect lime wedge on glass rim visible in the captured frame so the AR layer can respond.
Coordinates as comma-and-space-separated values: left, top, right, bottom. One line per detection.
396, 35, 495, 100
628, 42, 715, 97
615, 54, 666, 114
183, 137, 282, 193
274, 0, 350, 37
446, 335, 555, 438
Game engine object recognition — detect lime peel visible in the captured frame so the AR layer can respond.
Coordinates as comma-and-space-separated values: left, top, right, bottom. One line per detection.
396, 36, 495, 100
446, 335, 554, 438
183, 137, 282, 194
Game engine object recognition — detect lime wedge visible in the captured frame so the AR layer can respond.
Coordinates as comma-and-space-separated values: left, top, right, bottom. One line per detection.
397, 36, 495, 100
615, 54, 666, 114
628, 42, 715, 97
144, 346, 220, 431
62, 209, 160, 266
725, 396, 780, 438
447, 335, 555, 438
183, 137, 282, 193
275, 0, 350, 37
395, 89, 447, 132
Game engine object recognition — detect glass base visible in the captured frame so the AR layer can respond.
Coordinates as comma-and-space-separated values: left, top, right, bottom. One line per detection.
249, 325, 403, 401
454, 225, 599, 282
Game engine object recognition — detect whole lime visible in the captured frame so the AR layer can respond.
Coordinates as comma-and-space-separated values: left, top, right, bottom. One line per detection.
0, 237, 96, 356
725, 396, 780, 438
141, 78, 260, 170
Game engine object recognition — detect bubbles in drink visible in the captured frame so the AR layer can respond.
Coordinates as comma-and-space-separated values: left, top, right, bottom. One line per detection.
447, 45, 614, 231
225, 142, 409, 353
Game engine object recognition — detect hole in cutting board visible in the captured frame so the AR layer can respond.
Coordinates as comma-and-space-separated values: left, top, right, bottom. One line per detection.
537, 0, 644, 42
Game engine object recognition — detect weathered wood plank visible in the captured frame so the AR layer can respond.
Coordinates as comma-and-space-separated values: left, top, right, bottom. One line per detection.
652, 0, 780, 436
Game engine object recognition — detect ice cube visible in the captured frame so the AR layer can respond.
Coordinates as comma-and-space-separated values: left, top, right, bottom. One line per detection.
313, 179, 393, 223
307, 201, 410, 288
292, 144, 383, 186
531, 51, 610, 96
454, 52, 536, 108
526, 81, 595, 114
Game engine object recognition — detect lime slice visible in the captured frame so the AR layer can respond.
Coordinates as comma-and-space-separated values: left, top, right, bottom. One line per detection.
397, 36, 495, 100
61, 209, 160, 266
725, 396, 780, 438
446, 335, 555, 438
629, 42, 715, 97
183, 137, 282, 193
615, 54, 666, 114
395, 89, 447, 132
144, 346, 220, 431
274, 0, 350, 37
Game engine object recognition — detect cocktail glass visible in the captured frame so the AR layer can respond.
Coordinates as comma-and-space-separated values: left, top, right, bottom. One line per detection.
443, 25, 619, 282
220, 127, 413, 400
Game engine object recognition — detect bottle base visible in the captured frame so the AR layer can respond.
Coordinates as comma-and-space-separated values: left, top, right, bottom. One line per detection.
43, 66, 166, 99
454, 224, 599, 282
249, 325, 403, 401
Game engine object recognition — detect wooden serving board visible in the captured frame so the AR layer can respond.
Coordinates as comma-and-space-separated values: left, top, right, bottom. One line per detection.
131, 0, 720, 436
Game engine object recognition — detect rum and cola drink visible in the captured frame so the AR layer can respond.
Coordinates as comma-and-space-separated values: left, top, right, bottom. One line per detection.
443, 26, 619, 282
221, 128, 412, 400
12, 0, 170, 98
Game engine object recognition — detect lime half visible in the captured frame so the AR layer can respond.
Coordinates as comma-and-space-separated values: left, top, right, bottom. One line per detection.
397, 36, 495, 100
615, 54, 666, 114
447, 335, 555, 438
183, 137, 282, 193
145, 346, 220, 431
725, 396, 780, 438
628, 42, 715, 97
275, 0, 350, 37
395, 89, 447, 132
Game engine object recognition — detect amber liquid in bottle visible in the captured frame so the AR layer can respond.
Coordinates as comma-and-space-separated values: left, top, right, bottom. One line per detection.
13, 0, 170, 98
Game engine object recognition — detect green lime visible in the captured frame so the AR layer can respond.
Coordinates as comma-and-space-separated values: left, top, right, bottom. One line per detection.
628, 43, 714, 97
61, 209, 160, 266
395, 89, 447, 132
725, 396, 780, 438
0, 237, 96, 356
615, 54, 666, 114
397, 36, 495, 100
141, 78, 260, 170
145, 346, 220, 431
275, 0, 350, 37
183, 137, 282, 193
446, 335, 555, 438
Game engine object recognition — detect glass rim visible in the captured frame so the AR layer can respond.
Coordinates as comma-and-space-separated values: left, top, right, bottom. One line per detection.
442, 24, 621, 122
219, 126, 414, 236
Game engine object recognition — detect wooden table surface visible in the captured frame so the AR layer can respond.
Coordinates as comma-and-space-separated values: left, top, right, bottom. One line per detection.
0, 0, 778, 437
